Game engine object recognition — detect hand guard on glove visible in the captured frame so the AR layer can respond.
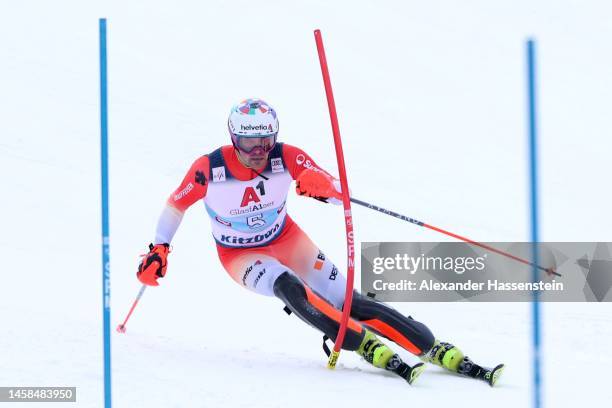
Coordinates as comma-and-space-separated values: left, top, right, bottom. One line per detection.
137, 243, 170, 286
295, 167, 343, 204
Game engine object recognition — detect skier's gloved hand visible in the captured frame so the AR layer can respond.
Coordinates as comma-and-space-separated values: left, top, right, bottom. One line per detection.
295, 167, 343, 204
137, 243, 170, 286
326, 179, 344, 205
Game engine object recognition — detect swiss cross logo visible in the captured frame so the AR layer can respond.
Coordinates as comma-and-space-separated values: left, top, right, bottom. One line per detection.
212, 166, 226, 182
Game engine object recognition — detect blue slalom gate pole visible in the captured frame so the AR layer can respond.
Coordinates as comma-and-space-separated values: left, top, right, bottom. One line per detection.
526, 38, 542, 408
99, 18, 112, 408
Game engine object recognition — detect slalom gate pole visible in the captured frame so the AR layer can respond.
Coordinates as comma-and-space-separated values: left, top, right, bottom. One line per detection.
116, 285, 147, 334
99, 17, 112, 408
313, 29, 356, 369
526, 38, 543, 408
350, 196, 560, 277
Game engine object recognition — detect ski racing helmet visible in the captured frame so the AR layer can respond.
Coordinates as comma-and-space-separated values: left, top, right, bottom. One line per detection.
228, 98, 279, 154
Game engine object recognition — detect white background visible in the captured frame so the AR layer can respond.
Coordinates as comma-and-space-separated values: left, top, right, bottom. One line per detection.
1, 1, 610, 407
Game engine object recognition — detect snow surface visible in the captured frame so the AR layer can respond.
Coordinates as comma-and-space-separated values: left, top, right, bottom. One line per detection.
1, 0, 611, 407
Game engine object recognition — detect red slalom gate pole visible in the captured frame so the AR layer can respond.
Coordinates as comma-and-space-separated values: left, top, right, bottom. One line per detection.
116, 285, 147, 333
314, 29, 355, 369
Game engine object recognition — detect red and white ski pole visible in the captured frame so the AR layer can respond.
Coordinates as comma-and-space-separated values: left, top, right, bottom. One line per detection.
350, 196, 559, 277
314, 29, 356, 369
116, 285, 147, 333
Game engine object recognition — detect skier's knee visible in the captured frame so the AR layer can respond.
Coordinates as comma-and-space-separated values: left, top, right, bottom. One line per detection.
273, 271, 307, 304
350, 290, 388, 318
273, 272, 364, 351
351, 291, 436, 354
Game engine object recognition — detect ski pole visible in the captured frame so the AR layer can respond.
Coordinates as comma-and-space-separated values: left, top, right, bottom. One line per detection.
116, 285, 147, 333
350, 197, 560, 277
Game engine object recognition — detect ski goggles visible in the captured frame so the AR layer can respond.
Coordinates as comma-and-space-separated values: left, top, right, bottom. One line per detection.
233, 134, 277, 154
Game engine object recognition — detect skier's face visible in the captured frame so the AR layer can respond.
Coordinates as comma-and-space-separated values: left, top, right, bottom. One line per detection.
236, 135, 276, 153
233, 134, 276, 169
236, 148, 269, 169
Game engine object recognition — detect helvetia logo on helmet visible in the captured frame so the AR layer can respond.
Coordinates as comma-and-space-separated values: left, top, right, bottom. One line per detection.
240, 124, 271, 132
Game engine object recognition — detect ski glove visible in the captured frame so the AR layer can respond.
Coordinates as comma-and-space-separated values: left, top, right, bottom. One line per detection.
296, 167, 343, 204
137, 243, 170, 286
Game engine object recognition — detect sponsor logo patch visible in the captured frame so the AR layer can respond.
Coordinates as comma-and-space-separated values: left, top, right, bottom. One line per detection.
212, 166, 226, 182
240, 124, 273, 132
329, 266, 338, 281
314, 251, 326, 270
253, 269, 266, 288
295, 154, 322, 173
195, 170, 207, 186
242, 265, 253, 286
174, 182, 194, 201
229, 201, 274, 216
271, 157, 284, 173
296, 154, 305, 165
242, 260, 264, 286
220, 223, 281, 245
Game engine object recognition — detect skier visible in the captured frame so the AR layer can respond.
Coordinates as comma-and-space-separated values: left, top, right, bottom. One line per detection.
137, 98, 503, 386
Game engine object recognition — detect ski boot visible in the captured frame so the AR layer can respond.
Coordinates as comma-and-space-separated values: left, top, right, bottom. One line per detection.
422, 340, 504, 386
357, 329, 425, 385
